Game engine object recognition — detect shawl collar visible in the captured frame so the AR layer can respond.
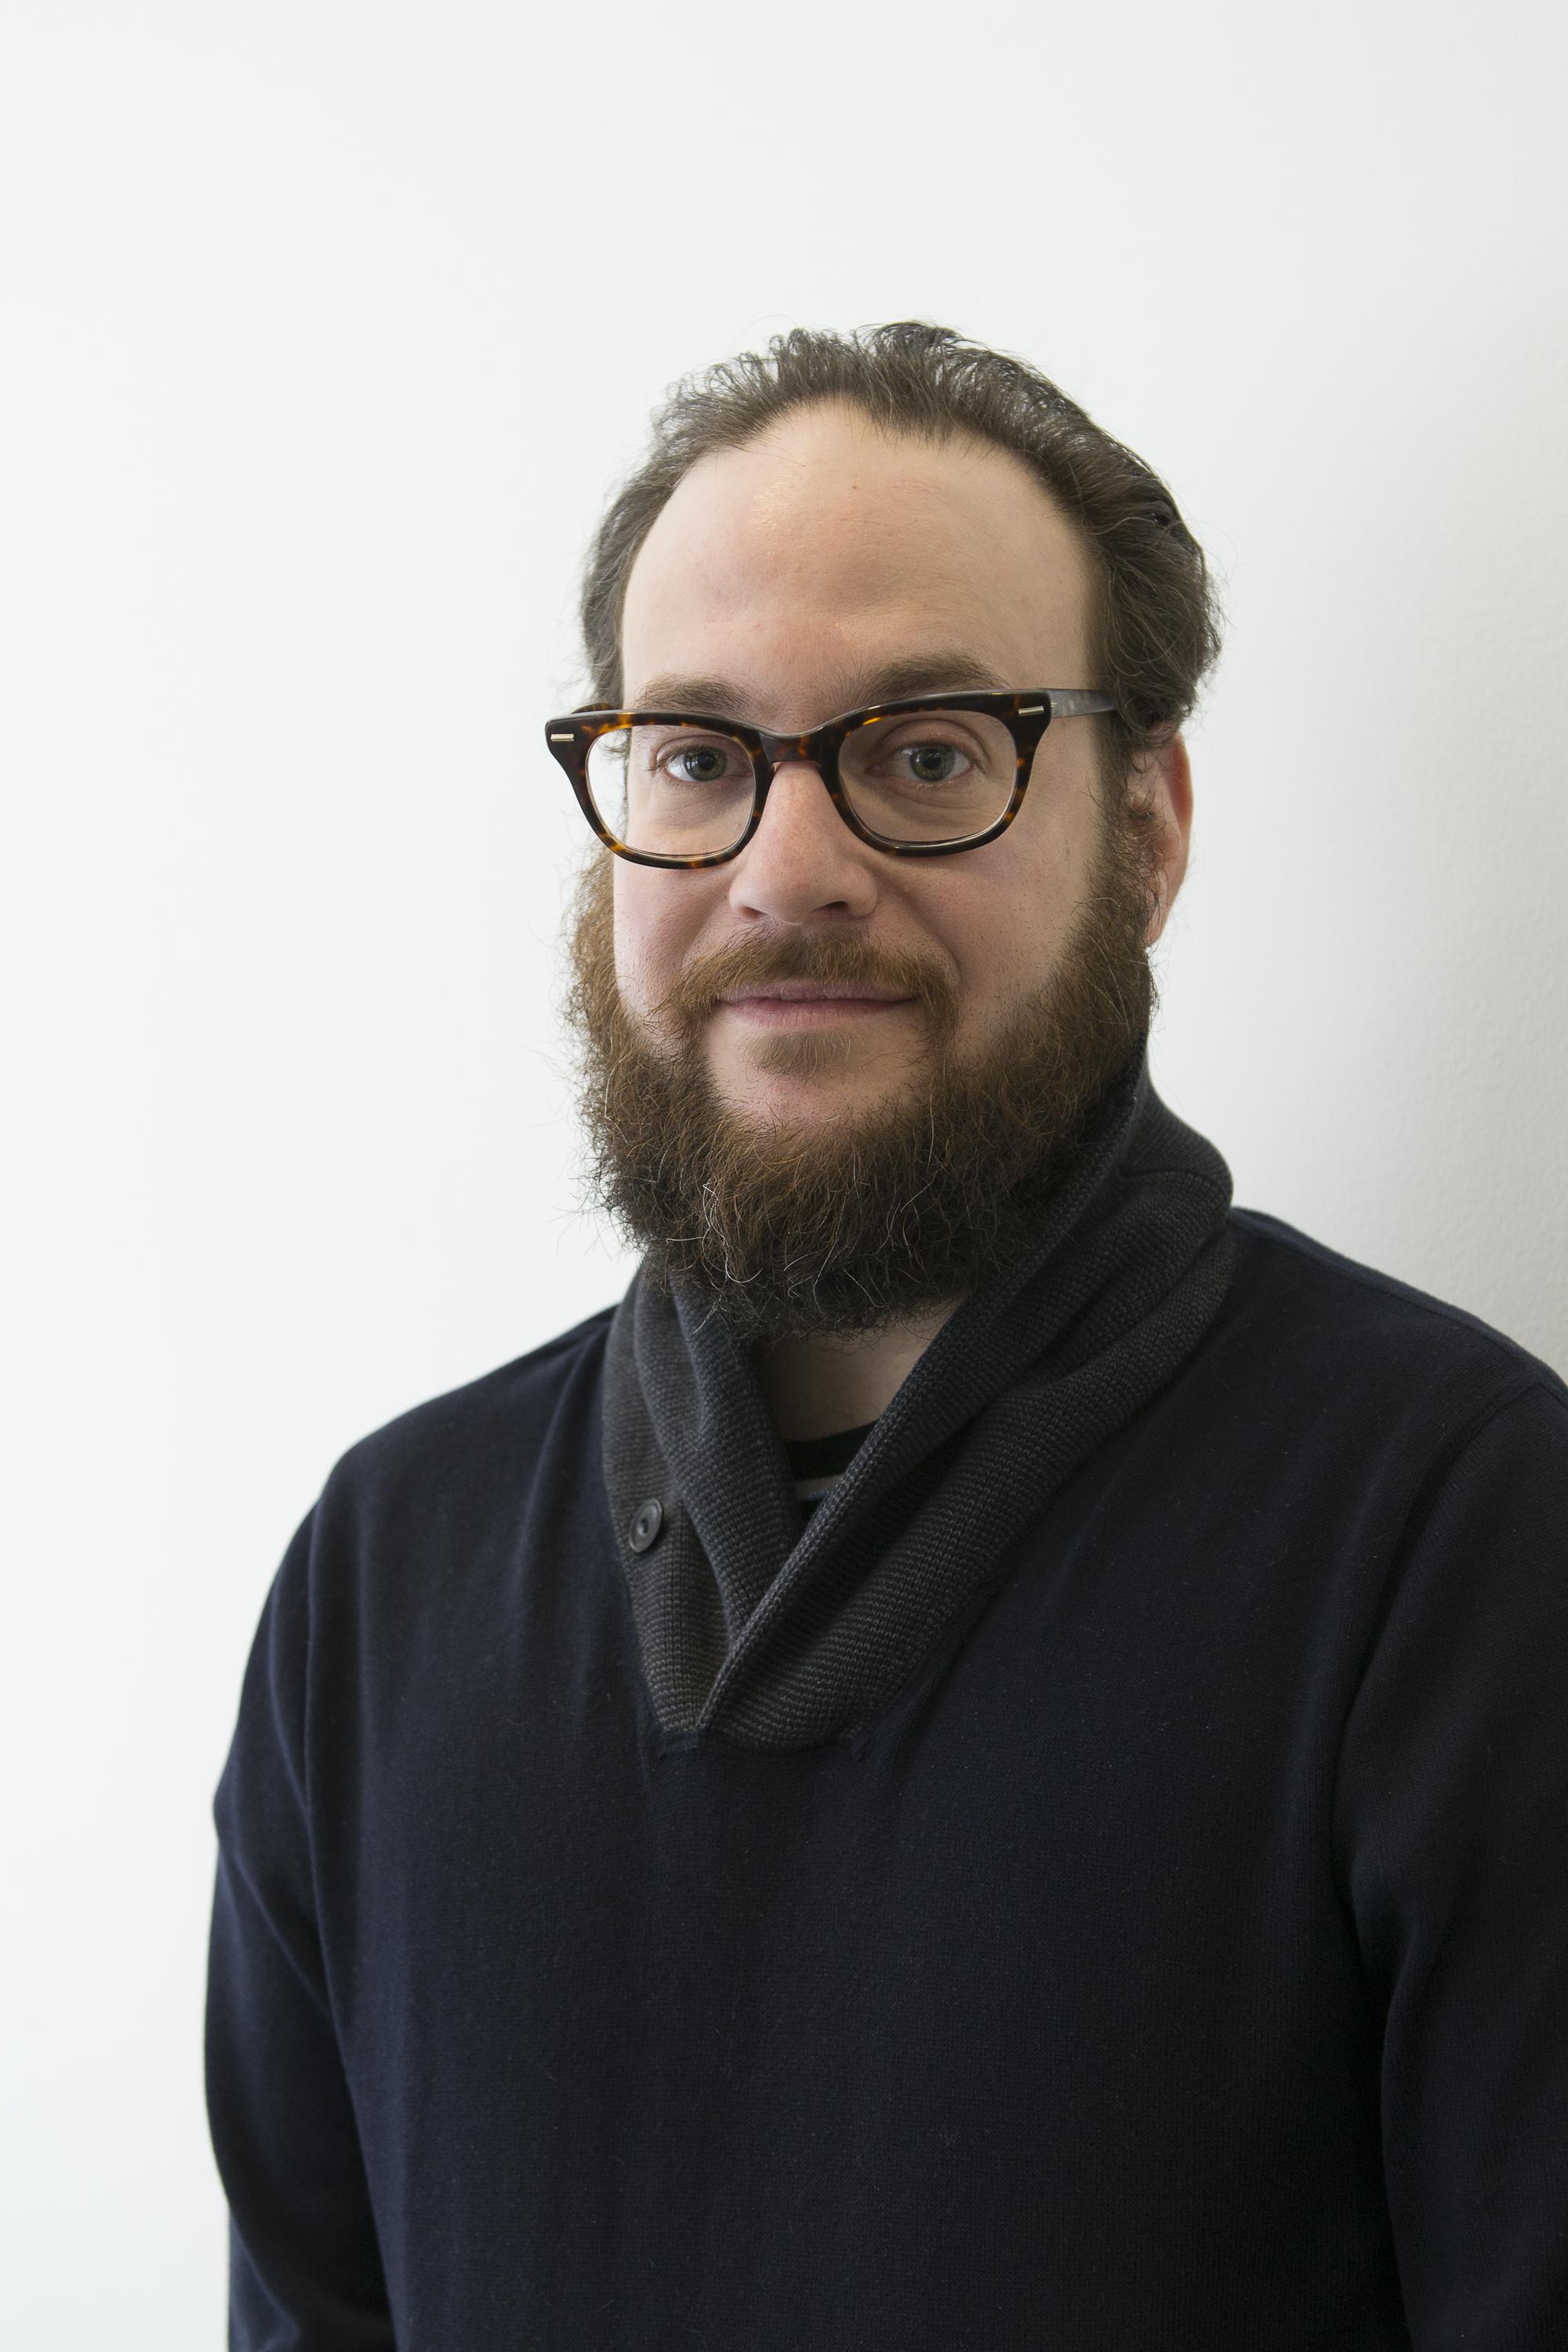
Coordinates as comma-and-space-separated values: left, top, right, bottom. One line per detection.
601, 1037, 1235, 1751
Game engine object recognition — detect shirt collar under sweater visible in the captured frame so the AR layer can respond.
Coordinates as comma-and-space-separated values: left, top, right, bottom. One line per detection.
600, 1033, 1236, 1753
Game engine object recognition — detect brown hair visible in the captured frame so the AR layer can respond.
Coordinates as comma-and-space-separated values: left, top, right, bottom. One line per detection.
576, 320, 1222, 805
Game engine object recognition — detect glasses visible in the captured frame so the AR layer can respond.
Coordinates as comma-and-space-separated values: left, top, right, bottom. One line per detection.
543, 688, 1116, 867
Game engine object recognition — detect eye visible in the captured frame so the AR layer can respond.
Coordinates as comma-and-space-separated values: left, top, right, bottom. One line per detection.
887, 738, 975, 786
652, 734, 749, 787
862, 726, 984, 788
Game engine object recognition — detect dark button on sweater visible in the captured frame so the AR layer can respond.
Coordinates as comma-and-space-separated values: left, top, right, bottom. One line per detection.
628, 1497, 663, 1552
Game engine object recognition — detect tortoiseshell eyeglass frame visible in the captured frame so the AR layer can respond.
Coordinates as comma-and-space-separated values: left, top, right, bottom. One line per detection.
542, 688, 1118, 867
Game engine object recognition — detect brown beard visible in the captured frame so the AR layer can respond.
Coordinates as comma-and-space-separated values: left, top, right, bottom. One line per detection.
561, 800, 1163, 1342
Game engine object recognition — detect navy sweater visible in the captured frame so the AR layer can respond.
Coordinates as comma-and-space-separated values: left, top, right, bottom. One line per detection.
205, 1209, 1568, 2348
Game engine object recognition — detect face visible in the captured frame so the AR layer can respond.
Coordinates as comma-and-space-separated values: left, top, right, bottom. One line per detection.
563, 401, 1192, 1339
611, 401, 1189, 1105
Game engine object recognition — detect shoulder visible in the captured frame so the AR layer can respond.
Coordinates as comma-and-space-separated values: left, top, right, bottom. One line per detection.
1221, 1207, 1568, 1432
318, 1300, 619, 1527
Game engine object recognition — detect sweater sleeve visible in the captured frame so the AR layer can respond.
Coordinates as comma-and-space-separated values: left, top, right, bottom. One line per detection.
1334, 1380, 1568, 2348
205, 1507, 395, 2350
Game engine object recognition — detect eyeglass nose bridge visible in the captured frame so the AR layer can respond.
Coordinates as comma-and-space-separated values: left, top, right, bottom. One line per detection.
750, 721, 837, 779
742, 730, 873, 851
750, 727, 836, 794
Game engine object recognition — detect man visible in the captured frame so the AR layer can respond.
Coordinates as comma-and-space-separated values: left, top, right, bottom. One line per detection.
205, 323, 1568, 2347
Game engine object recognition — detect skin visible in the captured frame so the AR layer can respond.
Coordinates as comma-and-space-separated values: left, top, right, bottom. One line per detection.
614, 401, 1193, 1439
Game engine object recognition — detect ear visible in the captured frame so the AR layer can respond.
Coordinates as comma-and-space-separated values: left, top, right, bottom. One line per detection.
1133, 731, 1193, 946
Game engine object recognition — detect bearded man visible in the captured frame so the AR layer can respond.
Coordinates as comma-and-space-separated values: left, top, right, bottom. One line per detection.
206, 324, 1568, 2349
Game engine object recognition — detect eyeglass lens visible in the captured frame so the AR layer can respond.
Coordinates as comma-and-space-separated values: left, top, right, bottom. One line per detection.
583, 707, 1020, 856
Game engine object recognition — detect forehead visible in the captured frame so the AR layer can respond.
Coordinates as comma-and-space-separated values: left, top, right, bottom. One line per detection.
619, 402, 1097, 720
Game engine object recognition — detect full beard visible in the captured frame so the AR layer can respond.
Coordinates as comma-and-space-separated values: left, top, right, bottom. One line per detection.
561, 803, 1162, 1343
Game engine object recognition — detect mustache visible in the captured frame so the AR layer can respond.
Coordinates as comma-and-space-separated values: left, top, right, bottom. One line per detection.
655, 933, 959, 1033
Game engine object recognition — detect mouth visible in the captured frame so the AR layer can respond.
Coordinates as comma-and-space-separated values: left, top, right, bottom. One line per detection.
717, 983, 916, 1029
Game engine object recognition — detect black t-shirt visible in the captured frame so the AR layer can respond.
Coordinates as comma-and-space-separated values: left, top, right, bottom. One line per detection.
782, 1419, 878, 1519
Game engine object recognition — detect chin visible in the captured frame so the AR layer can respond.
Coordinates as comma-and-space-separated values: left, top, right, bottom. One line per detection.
713, 1061, 908, 1127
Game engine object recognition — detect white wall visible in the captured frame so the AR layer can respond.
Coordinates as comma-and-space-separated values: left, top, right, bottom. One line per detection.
2, 1, 1563, 2340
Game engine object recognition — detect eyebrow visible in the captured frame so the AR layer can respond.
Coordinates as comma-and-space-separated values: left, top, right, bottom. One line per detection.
625, 652, 1016, 722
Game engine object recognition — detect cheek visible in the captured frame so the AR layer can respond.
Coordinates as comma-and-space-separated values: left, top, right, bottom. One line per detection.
610, 869, 656, 1014
982, 775, 1098, 968
612, 869, 708, 1024
936, 840, 1081, 1035
935, 867, 1040, 990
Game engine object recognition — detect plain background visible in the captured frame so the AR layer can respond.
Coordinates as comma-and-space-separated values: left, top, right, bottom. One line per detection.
2, 1, 1565, 2340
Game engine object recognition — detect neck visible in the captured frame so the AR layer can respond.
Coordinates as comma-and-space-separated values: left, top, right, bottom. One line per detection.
757, 1299, 964, 1442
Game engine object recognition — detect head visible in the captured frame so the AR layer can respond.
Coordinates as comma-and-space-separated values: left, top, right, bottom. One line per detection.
561, 324, 1221, 1342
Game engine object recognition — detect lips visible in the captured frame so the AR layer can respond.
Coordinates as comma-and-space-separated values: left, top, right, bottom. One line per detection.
714, 985, 916, 1031
719, 982, 912, 1005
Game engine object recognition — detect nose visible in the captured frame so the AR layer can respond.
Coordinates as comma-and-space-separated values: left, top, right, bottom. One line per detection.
725, 756, 880, 925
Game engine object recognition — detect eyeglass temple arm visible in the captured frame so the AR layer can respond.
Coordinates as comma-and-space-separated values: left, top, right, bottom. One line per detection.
1047, 691, 1117, 720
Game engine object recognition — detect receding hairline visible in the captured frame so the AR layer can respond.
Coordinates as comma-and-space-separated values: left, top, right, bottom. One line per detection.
702, 388, 996, 454
670, 390, 1076, 522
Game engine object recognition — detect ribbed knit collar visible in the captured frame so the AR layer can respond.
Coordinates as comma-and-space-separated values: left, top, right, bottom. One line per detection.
601, 1033, 1236, 1752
